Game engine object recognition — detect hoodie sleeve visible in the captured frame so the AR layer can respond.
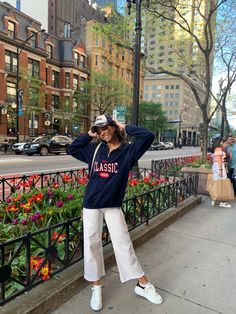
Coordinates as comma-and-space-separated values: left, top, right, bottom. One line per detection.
125, 125, 154, 165
67, 133, 96, 164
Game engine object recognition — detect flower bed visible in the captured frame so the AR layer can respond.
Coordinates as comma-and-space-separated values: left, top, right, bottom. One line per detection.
0, 168, 197, 305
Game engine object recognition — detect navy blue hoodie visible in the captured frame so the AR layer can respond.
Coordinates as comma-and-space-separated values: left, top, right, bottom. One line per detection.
68, 125, 154, 209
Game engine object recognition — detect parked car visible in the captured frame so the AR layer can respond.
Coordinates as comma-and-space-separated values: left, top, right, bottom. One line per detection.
11, 138, 36, 155
23, 135, 72, 156
150, 142, 166, 150
164, 142, 174, 149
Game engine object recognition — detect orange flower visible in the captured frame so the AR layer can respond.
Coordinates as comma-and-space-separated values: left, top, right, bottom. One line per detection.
32, 193, 44, 202
20, 202, 31, 213
52, 232, 66, 243
12, 194, 21, 202
53, 183, 60, 189
20, 181, 33, 187
6, 204, 18, 212
62, 174, 72, 183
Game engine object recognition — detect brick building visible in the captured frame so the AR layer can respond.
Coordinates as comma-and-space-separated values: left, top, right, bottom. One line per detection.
0, 2, 89, 143
48, 0, 106, 41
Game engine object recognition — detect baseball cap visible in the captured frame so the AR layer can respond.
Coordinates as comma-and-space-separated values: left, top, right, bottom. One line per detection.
91, 114, 113, 133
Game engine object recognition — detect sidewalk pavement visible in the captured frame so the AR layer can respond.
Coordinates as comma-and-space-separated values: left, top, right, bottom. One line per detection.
52, 195, 236, 314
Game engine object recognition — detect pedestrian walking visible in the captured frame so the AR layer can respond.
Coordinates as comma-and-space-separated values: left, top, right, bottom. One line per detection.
68, 114, 163, 311
3, 139, 8, 154
211, 136, 232, 208
226, 135, 236, 194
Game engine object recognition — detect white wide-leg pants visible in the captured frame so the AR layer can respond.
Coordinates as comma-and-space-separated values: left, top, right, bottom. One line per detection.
83, 207, 144, 283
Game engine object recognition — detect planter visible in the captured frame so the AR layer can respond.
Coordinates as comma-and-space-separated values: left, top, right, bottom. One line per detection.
181, 166, 212, 195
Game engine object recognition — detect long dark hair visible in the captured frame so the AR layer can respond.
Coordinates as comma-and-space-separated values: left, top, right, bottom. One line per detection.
109, 121, 124, 143
212, 136, 222, 151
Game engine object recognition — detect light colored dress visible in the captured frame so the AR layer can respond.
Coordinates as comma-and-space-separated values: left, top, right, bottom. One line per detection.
211, 148, 226, 181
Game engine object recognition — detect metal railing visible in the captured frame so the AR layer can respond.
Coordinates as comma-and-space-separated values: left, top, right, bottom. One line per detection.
0, 173, 198, 305
0, 167, 181, 204
0, 169, 89, 204
151, 155, 200, 174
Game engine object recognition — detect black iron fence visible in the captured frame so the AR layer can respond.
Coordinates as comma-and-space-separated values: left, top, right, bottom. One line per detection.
0, 169, 89, 204
0, 167, 188, 204
151, 155, 200, 174
0, 173, 198, 305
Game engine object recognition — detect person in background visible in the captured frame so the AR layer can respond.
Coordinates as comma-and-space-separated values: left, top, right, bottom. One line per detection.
227, 135, 236, 194
211, 136, 232, 208
222, 138, 231, 174
3, 139, 8, 154
68, 115, 163, 311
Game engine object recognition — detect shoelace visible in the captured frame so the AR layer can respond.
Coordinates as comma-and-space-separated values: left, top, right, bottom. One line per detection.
144, 283, 157, 295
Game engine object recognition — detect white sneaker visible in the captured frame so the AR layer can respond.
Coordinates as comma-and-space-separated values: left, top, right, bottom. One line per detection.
219, 202, 232, 208
134, 282, 163, 305
211, 200, 215, 206
90, 285, 102, 311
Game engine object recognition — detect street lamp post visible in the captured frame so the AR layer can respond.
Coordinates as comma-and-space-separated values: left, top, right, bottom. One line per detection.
15, 29, 45, 142
127, 0, 149, 126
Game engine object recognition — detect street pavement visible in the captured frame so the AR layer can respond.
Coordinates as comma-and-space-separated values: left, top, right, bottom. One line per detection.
52, 195, 236, 314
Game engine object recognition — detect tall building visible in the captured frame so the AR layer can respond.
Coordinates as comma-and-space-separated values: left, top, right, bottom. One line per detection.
142, 1, 216, 144
0, 2, 89, 142
85, 19, 144, 121
48, 0, 106, 40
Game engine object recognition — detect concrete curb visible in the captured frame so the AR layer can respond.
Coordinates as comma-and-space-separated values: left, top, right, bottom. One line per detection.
1, 195, 202, 314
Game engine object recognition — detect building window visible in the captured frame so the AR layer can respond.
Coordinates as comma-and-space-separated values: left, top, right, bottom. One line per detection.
6, 81, 16, 101
122, 50, 125, 60
152, 85, 156, 90
28, 59, 40, 77
8, 21, 15, 39
5, 50, 17, 73
47, 44, 53, 58
72, 97, 78, 112
176, 85, 179, 89
73, 74, 79, 90
74, 52, 79, 65
171, 85, 174, 89
109, 44, 112, 55
45, 68, 48, 85
165, 85, 169, 89
65, 73, 70, 89
52, 71, 59, 88
30, 31, 37, 48
80, 77, 86, 91
45, 94, 48, 109
64, 96, 70, 111
144, 85, 149, 90
52, 95, 60, 110
144, 93, 148, 99
80, 55, 85, 68
80, 100, 86, 115
102, 38, 106, 49
95, 55, 99, 66
95, 35, 99, 47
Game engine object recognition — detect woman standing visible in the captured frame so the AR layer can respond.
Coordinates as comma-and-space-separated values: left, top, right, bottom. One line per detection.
68, 115, 163, 311
211, 136, 231, 208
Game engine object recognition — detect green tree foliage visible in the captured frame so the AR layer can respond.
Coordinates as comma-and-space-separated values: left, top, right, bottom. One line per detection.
144, 0, 229, 158
76, 70, 132, 116
126, 101, 168, 134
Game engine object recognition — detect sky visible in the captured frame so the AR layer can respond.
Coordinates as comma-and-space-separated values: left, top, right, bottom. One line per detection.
5, 0, 48, 30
